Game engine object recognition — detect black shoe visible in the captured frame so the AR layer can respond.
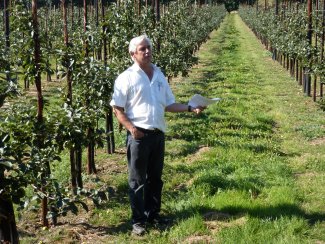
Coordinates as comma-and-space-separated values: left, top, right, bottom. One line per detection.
132, 223, 146, 235
147, 215, 170, 225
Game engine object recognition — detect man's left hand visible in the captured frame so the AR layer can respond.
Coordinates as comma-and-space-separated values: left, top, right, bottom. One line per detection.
193, 106, 206, 114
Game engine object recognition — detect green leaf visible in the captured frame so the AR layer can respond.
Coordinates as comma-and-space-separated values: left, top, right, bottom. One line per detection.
0, 160, 13, 168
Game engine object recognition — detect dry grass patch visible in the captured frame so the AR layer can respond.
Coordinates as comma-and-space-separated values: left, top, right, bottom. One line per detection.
185, 146, 211, 164
202, 211, 247, 234
184, 235, 215, 243
310, 137, 325, 146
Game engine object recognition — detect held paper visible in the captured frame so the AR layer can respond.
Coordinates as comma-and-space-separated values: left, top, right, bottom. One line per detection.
188, 94, 221, 107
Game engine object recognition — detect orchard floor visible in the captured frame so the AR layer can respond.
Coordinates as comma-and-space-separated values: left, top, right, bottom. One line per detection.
19, 12, 325, 243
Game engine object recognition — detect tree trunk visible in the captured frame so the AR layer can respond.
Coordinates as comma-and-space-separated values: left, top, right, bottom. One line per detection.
0, 196, 19, 244
106, 108, 115, 154
87, 127, 97, 174
70, 148, 77, 194
76, 147, 83, 188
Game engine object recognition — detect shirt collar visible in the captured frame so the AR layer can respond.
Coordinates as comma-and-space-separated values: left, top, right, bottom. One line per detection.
132, 62, 157, 72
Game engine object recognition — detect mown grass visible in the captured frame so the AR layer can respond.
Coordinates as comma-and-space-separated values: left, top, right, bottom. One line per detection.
19, 12, 325, 243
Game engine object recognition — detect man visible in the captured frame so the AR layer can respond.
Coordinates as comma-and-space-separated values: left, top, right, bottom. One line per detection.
110, 35, 204, 235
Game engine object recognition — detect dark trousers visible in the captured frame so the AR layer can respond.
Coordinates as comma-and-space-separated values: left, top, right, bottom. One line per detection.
126, 129, 165, 224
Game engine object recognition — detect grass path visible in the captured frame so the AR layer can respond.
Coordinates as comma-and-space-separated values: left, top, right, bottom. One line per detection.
231, 12, 325, 216
20, 12, 325, 243
164, 12, 325, 243
233, 12, 325, 218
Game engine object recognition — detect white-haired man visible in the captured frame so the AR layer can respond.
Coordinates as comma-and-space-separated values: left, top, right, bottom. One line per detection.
110, 35, 204, 235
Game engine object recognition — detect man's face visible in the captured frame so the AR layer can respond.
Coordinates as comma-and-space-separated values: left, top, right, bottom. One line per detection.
132, 39, 152, 66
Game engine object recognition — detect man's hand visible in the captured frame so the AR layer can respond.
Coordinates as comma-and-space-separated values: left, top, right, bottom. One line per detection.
166, 103, 206, 113
192, 106, 206, 114
130, 126, 145, 139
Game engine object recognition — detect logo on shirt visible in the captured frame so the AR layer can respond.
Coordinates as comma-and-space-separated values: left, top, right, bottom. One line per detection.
157, 81, 163, 91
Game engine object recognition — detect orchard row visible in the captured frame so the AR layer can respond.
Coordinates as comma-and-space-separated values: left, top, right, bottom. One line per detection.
240, 0, 325, 102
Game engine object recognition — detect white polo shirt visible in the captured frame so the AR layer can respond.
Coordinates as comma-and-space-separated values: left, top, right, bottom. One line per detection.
110, 63, 175, 132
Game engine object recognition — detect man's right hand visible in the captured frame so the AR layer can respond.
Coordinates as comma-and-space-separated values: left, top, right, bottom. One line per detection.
113, 106, 144, 139
130, 126, 145, 139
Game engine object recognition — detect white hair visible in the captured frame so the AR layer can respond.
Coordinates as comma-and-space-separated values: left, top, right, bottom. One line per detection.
128, 35, 152, 55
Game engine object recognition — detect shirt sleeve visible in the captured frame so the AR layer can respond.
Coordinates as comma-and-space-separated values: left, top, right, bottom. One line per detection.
110, 72, 129, 108
165, 80, 175, 106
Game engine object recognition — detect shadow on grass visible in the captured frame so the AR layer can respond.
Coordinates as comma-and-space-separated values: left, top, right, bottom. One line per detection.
175, 203, 325, 226
223, 203, 325, 225
167, 110, 299, 158
67, 221, 131, 235
62, 214, 173, 236
19, 203, 325, 238
18, 229, 36, 239
17, 215, 131, 239
19, 222, 127, 241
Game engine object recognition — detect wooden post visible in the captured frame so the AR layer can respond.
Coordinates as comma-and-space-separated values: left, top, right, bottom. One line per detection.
155, 0, 160, 53
275, 0, 279, 15
101, 0, 115, 154
313, 0, 319, 101
305, 0, 312, 96
71, 0, 74, 30
320, 0, 325, 97
83, 0, 96, 174
32, 0, 49, 227
62, 0, 78, 194
4, 0, 10, 82
45, 6, 52, 82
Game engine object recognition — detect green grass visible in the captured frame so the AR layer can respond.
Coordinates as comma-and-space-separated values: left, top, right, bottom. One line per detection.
19, 12, 325, 243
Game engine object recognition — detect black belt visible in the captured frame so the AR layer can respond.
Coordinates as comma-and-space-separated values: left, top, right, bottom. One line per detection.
135, 127, 162, 134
